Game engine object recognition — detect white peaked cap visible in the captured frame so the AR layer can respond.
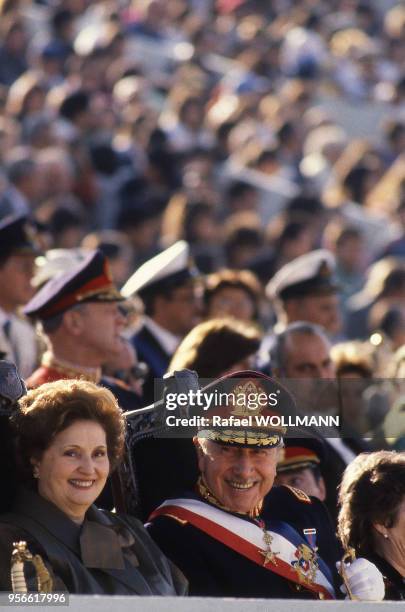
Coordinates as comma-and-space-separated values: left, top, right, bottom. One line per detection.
121, 241, 192, 298
266, 249, 337, 300
33, 248, 88, 288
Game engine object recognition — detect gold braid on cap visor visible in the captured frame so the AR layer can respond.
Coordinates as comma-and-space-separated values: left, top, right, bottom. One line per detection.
197, 429, 283, 447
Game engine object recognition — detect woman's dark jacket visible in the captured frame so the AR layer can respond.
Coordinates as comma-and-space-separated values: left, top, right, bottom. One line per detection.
0, 487, 187, 595
367, 553, 405, 601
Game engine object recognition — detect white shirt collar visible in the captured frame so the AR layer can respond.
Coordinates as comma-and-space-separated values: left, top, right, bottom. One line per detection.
143, 315, 181, 356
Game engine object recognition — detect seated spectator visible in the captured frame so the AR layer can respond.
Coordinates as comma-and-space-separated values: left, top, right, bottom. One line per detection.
225, 180, 260, 215
323, 220, 366, 304
168, 318, 261, 379
275, 438, 327, 502
0, 148, 44, 219
161, 195, 221, 273
266, 249, 342, 337
369, 301, 405, 353
345, 258, 405, 340
0, 16, 28, 86
203, 269, 262, 323
224, 212, 264, 269
338, 451, 405, 600
147, 370, 385, 600
251, 214, 315, 284
5, 72, 47, 124
81, 230, 132, 288
330, 341, 375, 436
267, 322, 367, 521
0, 379, 187, 595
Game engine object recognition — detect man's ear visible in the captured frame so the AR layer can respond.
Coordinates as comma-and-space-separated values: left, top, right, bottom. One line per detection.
63, 308, 85, 336
193, 437, 205, 471
318, 476, 327, 502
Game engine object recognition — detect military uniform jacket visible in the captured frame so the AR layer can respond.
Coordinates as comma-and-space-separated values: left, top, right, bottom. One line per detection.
147, 485, 342, 599
130, 325, 172, 405
0, 487, 187, 595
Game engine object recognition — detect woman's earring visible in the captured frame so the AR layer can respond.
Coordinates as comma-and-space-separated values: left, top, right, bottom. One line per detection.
384, 533, 389, 539
33, 466, 40, 479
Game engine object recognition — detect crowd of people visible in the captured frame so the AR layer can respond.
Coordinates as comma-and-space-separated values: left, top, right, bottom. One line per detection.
0, 0, 404, 602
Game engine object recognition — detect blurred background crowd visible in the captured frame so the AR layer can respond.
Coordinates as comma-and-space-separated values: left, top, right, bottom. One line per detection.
0, 0, 404, 451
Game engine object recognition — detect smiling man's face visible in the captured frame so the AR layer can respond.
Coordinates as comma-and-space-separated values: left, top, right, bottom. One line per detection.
195, 439, 278, 514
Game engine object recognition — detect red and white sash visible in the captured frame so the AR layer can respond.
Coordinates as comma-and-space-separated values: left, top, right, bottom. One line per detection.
150, 498, 336, 599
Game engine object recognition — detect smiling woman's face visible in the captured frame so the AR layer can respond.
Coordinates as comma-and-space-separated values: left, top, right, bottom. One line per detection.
32, 420, 110, 524
195, 439, 278, 514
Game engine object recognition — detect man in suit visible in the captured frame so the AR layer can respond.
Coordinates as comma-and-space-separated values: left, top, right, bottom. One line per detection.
0, 215, 40, 378
122, 240, 202, 404
269, 321, 370, 521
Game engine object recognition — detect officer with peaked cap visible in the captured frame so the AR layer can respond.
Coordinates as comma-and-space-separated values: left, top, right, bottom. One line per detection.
147, 370, 385, 600
0, 215, 41, 378
266, 249, 342, 337
276, 437, 327, 502
32, 248, 87, 290
122, 241, 201, 403
24, 249, 143, 412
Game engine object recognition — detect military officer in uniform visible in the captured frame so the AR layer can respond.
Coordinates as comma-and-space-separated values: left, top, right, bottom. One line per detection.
0, 215, 41, 378
265, 249, 342, 338
121, 241, 201, 404
147, 370, 384, 600
275, 438, 327, 502
23, 249, 143, 413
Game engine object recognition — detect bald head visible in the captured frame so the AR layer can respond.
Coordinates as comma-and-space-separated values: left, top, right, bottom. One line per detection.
270, 322, 335, 379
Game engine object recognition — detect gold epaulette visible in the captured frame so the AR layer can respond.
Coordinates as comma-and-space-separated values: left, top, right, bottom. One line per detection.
283, 485, 312, 503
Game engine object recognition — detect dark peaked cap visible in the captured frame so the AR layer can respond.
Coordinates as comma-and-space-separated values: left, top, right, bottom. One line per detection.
196, 370, 298, 448
266, 249, 339, 301
24, 249, 123, 321
277, 437, 326, 473
0, 214, 42, 260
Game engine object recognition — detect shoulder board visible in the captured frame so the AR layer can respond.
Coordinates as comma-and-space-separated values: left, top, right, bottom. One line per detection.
283, 485, 312, 503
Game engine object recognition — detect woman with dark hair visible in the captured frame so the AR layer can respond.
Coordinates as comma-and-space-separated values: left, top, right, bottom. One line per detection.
204, 269, 262, 323
338, 451, 405, 600
0, 378, 187, 595
168, 318, 261, 379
